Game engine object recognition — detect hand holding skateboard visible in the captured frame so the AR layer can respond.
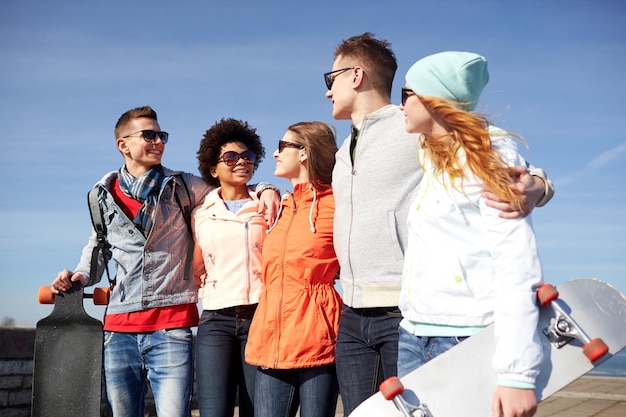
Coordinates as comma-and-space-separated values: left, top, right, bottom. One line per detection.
351, 278, 626, 417
32, 279, 108, 417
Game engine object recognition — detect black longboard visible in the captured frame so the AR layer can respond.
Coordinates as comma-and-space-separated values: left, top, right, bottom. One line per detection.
32, 281, 108, 417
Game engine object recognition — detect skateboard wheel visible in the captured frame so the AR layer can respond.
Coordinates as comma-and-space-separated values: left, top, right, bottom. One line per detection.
380, 376, 404, 400
583, 337, 609, 362
537, 284, 559, 306
93, 287, 111, 305
38, 286, 55, 304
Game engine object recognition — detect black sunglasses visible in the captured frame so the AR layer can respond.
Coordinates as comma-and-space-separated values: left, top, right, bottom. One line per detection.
278, 140, 304, 153
323, 67, 355, 90
121, 129, 169, 144
218, 150, 256, 166
401, 88, 417, 106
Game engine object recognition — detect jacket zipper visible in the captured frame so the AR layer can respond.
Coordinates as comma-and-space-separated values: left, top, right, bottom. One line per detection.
274, 193, 297, 368
244, 221, 250, 304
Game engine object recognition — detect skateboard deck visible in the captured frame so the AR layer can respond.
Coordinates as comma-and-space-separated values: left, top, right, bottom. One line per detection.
349, 278, 626, 417
31, 281, 109, 417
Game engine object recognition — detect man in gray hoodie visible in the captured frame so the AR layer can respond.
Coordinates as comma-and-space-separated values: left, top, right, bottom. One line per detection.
324, 33, 554, 416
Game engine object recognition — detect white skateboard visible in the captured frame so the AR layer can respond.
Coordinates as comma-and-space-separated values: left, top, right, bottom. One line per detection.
349, 278, 626, 417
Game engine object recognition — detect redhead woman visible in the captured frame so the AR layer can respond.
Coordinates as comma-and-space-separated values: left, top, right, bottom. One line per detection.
397, 52, 544, 417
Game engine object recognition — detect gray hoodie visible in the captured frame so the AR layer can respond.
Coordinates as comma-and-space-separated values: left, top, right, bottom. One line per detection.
332, 105, 423, 308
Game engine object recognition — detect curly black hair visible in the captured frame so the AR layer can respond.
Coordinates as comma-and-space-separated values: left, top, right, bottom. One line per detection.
197, 118, 265, 187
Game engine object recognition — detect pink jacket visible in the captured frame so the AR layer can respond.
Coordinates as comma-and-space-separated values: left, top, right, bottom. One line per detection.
192, 188, 267, 310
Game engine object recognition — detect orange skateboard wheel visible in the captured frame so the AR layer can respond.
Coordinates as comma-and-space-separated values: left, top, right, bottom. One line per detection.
380, 376, 404, 400
537, 283, 559, 306
93, 287, 110, 305
38, 286, 55, 304
583, 337, 609, 362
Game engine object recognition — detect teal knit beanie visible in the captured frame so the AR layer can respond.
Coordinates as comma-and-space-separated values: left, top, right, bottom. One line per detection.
405, 51, 489, 111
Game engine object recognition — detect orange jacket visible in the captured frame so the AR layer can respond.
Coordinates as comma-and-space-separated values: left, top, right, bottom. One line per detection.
245, 183, 341, 369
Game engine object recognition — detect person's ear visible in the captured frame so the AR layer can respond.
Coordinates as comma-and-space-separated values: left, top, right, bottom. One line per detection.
116, 138, 129, 155
352, 66, 364, 88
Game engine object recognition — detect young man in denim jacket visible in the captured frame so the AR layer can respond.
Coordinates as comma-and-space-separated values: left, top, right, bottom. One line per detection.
51, 106, 278, 417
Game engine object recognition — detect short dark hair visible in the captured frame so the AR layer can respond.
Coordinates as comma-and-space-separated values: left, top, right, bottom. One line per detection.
334, 32, 397, 98
114, 106, 157, 139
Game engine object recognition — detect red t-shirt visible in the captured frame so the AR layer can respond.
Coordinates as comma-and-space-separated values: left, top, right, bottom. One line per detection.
103, 178, 198, 332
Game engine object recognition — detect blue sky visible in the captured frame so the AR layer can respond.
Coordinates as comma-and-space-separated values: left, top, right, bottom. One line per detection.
1, 0, 625, 327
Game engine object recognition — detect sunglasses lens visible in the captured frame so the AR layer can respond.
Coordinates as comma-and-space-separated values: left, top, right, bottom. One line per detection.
278, 141, 303, 153
143, 130, 157, 141
325, 75, 332, 90
222, 151, 238, 166
241, 151, 256, 163
220, 151, 255, 166
140, 130, 169, 144
401, 89, 416, 106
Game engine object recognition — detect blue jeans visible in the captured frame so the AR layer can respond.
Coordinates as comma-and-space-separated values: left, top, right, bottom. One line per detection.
397, 326, 468, 377
103, 328, 193, 417
196, 307, 257, 417
335, 304, 402, 416
254, 364, 338, 417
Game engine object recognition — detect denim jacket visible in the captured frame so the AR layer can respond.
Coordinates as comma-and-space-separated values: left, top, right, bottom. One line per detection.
75, 167, 212, 315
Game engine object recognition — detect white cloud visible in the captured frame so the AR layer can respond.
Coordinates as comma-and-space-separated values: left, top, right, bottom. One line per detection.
555, 141, 626, 187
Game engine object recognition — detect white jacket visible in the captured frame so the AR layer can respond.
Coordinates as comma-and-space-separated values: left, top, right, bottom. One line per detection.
192, 188, 266, 311
399, 131, 544, 385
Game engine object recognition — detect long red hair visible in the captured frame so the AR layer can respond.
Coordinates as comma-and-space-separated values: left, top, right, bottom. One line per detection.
419, 96, 524, 211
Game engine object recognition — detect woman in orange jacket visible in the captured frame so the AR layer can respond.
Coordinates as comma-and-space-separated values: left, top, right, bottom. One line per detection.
245, 121, 341, 417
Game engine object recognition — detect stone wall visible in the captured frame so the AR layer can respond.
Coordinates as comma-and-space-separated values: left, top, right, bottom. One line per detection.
0, 327, 200, 417
0, 328, 35, 417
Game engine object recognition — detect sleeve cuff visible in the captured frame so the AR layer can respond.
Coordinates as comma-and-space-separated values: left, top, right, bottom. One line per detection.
255, 183, 280, 198
528, 167, 555, 207
496, 379, 536, 390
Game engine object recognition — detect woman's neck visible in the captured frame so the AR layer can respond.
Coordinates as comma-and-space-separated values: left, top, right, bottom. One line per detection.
220, 183, 250, 201
289, 176, 309, 189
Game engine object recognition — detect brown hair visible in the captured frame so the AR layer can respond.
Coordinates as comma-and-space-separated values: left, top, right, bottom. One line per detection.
334, 32, 397, 99
286, 121, 337, 190
418, 96, 524, 210
114, 106, 157, 139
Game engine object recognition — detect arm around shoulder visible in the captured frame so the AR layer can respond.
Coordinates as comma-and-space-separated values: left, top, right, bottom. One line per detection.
527, 166, 554, 207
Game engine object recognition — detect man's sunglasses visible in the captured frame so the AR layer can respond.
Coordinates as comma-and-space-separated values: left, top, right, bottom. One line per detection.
218, 150, 257, 166
278, 140, 304, 153
401, 88, 417, 106
121, 130, 169, 144
323, 67, 355, 90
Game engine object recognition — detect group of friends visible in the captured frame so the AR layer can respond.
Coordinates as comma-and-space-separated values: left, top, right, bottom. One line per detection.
50, 32, 554, 417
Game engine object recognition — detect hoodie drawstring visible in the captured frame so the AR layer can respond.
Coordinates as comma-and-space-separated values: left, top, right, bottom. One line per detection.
266, 185, 319, 234
308, 185, 317, 233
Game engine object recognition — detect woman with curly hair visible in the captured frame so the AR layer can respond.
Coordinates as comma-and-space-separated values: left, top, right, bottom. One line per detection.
192, 118, 267, 417
397, 52, 544, 417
